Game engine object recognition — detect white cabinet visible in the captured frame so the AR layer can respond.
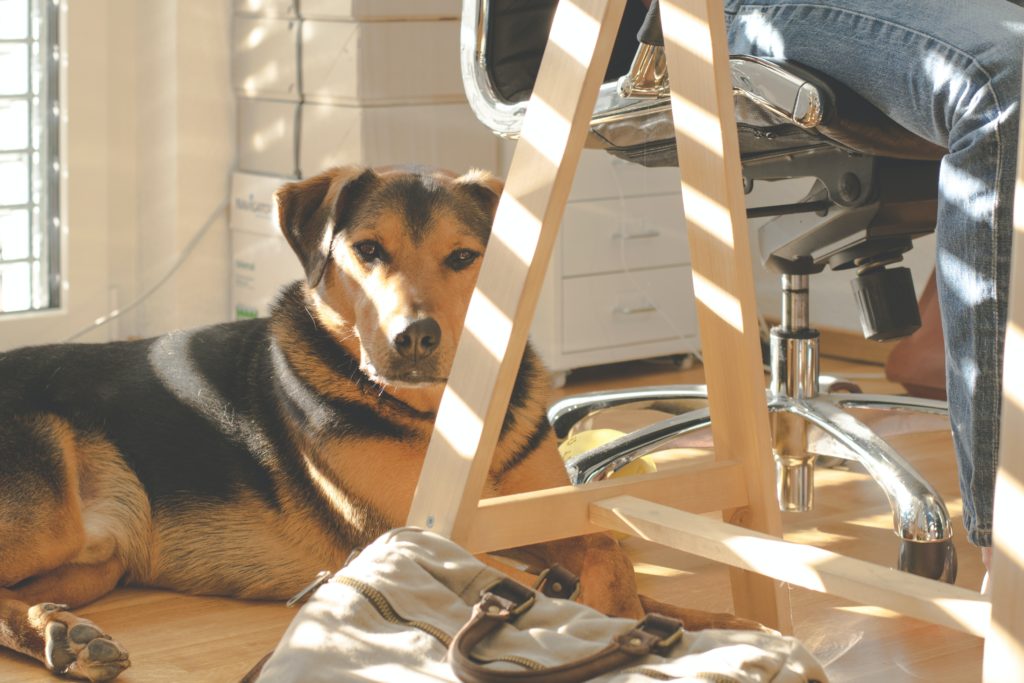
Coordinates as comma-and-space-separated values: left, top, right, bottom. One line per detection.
525, 148, 700, 381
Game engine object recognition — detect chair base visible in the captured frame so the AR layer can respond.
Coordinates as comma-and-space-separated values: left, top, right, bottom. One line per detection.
552, 384, 957, 582
551, 274, 957, 583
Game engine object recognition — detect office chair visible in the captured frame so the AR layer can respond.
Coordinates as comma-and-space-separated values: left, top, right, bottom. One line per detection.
462, 0, 957, 581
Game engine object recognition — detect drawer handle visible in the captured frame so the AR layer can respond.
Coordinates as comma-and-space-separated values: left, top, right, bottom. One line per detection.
614, 304, 657, 315
611, 230, 661, 240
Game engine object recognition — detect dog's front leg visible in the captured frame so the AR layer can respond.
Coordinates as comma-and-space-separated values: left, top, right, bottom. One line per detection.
0, 596, 130, 681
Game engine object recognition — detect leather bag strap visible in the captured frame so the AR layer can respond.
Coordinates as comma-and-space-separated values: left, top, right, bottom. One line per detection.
449, 579, 683, 683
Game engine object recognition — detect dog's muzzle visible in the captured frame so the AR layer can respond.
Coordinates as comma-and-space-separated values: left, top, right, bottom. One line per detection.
391, 317, 441, 361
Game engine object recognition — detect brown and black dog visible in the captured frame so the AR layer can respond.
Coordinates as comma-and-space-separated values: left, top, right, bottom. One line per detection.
0, 166, 756, 681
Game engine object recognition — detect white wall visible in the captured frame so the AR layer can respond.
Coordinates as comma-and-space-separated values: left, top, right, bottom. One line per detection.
128, 0, 236, 338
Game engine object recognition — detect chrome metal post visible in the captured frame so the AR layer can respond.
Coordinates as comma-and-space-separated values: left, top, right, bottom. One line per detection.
769, 330, 819, 400
780, 274, 810, 331
771, 274, 819, 511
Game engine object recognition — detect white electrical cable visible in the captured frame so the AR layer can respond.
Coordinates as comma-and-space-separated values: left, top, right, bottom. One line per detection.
63, 199, 229, 342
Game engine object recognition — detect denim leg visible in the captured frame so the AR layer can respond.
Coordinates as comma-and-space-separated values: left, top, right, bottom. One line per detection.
722, 0, 1024, 546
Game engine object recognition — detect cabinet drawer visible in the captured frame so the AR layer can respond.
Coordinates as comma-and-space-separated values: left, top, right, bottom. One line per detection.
561, 266, 697, 353
561, 194, 688, 277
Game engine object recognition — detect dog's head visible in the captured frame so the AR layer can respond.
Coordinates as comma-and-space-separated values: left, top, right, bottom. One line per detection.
275, 165, 502, 388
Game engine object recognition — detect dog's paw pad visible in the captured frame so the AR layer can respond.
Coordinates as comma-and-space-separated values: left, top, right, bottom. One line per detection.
75, 637, 130, 682
69, 623, 104, 645
45, 622, 75, 674
39, 609, 130, 681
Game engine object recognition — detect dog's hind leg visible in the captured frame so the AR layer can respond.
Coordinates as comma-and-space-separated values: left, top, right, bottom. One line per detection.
0, 417, 139, 680
0, 557, 131, 681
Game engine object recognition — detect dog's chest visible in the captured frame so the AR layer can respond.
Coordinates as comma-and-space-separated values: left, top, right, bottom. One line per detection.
310, 434, 432, 530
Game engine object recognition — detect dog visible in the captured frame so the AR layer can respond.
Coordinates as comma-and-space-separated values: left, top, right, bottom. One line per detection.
0, 165, 760, 682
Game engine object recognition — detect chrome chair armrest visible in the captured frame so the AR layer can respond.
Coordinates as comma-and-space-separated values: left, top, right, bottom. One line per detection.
730, 55, 824, 128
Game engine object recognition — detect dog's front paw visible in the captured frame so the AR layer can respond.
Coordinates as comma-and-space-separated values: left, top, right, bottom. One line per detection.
31, 603, 130, 682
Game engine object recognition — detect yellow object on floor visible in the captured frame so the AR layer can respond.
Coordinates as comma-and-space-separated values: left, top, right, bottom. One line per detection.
558, 428, 657, 478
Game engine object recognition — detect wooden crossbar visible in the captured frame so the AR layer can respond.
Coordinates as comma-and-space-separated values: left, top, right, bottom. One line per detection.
592, 496, 992, 637
463, 459, 748, 554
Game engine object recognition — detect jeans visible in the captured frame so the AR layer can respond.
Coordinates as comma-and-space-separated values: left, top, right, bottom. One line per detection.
723, 0, 1024, 547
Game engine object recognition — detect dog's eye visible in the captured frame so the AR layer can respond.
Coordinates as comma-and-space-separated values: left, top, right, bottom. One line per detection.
446, 248, 480, 271
354, 240, 387, 264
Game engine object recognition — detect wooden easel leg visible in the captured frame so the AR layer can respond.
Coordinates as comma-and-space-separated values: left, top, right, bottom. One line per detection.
982, 68, 1024, 681
660, 0, 793, 632
407, 0, 627, 540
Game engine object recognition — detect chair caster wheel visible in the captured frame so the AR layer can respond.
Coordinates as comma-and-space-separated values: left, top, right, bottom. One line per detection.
898, 538, 957, 583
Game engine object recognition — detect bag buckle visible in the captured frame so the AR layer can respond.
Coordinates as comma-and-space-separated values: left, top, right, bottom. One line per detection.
478, 578, 537, 621
618, 614, 684, 655
534, 564, 581, 601
639, 613, 685, 652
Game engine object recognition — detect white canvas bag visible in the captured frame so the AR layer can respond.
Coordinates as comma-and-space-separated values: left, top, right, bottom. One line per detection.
254, 528, 828, 682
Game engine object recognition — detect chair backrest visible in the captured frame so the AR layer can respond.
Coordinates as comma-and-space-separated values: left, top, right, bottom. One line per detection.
461, 0, 646, 136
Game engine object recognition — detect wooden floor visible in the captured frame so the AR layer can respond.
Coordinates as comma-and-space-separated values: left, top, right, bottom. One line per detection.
0, 355, 985, 682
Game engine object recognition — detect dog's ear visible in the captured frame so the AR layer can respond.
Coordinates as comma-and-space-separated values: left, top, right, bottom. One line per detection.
453, 169, 504, 222
274, 166, 379, 287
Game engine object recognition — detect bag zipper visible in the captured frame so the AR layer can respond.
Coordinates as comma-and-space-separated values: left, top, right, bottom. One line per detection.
334, 575, 454, 646
624, 668, 743, 682
334, 575, 545, 671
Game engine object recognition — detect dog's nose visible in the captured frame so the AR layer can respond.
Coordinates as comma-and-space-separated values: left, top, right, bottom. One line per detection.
393, 317, 441, 360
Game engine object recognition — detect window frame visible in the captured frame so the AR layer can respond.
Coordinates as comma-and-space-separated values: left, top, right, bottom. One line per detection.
0, 0, 61, 315
0, 0, 114, 350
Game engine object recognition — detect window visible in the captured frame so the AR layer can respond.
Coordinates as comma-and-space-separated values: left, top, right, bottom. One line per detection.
0, 0, 59, 314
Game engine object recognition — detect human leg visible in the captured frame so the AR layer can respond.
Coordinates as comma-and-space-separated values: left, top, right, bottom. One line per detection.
723, 0, 1024, 548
